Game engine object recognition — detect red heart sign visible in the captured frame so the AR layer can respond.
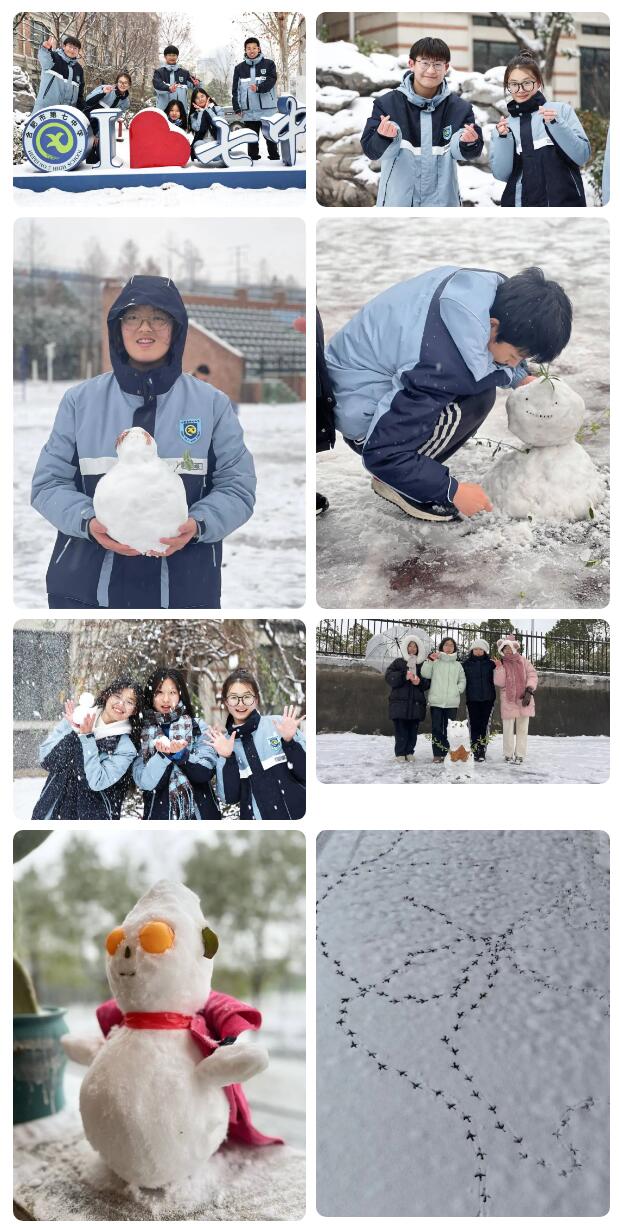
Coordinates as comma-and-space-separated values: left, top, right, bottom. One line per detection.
129, 109, 191, 169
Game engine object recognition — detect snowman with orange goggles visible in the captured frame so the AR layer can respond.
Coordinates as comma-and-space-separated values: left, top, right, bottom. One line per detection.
62, 880, 279, 1187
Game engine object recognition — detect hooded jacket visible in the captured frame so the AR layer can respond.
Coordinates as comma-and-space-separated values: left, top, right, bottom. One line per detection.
34, 45, 85, 111
385, 656, 430, 721
490, 91, 589, 207
421, 651, 466, 708
462, 651, 496, 703
361, 73, 483, 207
494, 640, 538, 719
31, 276, 256, 609
232, 53, 278, 120
326, 266, 529, 505
215, 710, 305, 820
83, 83, 130, 121
132, 716, 221, 821
33, 715, 137, 820
153, 64, 199, 112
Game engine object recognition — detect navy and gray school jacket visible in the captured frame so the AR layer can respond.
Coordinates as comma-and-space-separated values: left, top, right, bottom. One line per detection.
132, 718, 220, 821
232, 55, 278, 120
490, 92, 589, 207
32, 717, 137, 820
326, 266, 529, 505
34, 46, 85, 111
153, 64, 199, 112
31, 275, 256, 609
189, 105, 219, 156
83, 84, 130, 122
215, 711, 305, 820
361, 74, 483, 207
462, 654, 496, 703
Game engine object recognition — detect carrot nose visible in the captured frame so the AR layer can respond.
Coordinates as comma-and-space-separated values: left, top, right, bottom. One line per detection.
139, 920, 175, 954
106, 927, 125, 955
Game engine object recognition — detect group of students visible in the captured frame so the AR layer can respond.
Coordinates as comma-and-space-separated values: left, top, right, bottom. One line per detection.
33, 33, 280, 163
32, 667, 306, 822
361, 35, 600, 208
385, 632, 538, 765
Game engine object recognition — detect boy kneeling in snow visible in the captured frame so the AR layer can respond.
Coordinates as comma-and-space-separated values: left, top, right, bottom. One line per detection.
31, 275, 255, 609
323, 264, 572, 522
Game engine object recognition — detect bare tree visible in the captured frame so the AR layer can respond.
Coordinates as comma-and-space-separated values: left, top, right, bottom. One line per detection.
491, 12, 578, 81
116, 238, 141, 280
158, 11, 199, 71
202, 42, 238, 103
237, 11, 304, 92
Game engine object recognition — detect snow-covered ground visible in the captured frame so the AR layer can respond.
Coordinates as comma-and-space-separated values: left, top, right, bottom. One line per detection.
317, 733, 610, 785
13, 383, 305, 607
317, 217, 609, 608
317, 829, 609, 1215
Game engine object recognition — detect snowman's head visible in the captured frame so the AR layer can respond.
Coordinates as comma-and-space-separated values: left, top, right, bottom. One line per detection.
105, 880, 218, 1013
506, 376, 585, 448
115, 427, 158, 462
447, 719, 470, 749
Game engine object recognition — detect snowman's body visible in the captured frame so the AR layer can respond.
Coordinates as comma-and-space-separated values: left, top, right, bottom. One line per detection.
72, 692, 96, 728
93, 428, 188, 555
485, 376, 605, 523
443, 720, 474, 784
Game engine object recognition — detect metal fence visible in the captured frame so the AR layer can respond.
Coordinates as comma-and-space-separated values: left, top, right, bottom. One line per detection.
316, 619, 610, 677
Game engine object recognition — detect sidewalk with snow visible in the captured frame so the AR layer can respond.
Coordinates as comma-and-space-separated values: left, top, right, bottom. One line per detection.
317, 732, 609, 785
317, 829, 609, 1215
13, 383, 305, 608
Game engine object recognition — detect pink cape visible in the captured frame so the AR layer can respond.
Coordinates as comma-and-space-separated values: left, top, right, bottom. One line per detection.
96, 990, 283, 1146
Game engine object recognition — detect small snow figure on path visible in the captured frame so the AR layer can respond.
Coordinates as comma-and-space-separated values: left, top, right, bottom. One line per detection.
62, 879, 280, 1188
93, 427, 188, 555
485, 371, 605, 522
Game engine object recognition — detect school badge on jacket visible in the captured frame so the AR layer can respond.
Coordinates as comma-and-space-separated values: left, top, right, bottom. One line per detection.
180, 418, 202, 443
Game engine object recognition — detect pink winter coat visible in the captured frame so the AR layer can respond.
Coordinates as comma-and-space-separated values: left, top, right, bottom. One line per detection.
493, 655, 538, 719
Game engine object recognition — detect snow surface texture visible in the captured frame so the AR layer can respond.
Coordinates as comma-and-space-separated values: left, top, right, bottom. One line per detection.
317, 733, 609, 786
316, 217, 609, 607
315, 42, 599, 208
14, 1115, 305, 1220
317, 829, 609, 1215
14, 385, 305, 607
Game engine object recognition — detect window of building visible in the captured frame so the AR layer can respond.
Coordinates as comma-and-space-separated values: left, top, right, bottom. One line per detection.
580, 24, 609, 37
472, 16, 533, 30
579, 45, 610, 116
473, 40, 516, 74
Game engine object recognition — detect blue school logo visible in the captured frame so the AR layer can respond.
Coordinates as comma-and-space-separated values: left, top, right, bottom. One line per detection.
442, 125, 452, 140
23, 106, 90, 172
179, 418, 201, 444
269, 735, 280, 748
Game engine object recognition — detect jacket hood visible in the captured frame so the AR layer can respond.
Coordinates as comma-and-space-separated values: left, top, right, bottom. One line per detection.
497, 636, 521, 655
470, 638, 490, 655
398, 72, 450, 110
107, 275, 187, 397
398, 632, 428, 662
245, 52, 264, 65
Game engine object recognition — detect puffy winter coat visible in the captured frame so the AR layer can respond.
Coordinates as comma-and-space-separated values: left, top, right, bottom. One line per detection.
494, 656, 538, 719
421, 651, 466, 708
232, 55, 278, 121
385, 658, 430, 720
34, 45, 85, 111
462, 653, 496, 703
31, 275, 255, 609
361, 74, 483, 208
33, 716, 137, 820
215, 710, 305, 820
132, 717, 220, 820
490, 91, 589, 207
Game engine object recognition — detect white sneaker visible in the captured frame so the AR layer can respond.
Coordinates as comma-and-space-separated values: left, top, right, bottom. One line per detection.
395, 755, 406, 764
514, 755, 524, 765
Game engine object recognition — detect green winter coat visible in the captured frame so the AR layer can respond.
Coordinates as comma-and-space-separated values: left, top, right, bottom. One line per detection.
421, 651, 466, 708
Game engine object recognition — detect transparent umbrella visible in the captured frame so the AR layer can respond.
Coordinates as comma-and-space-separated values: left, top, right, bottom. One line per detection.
364, 625, 432, 673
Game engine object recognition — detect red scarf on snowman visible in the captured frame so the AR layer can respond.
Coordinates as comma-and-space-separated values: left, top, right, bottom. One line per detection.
96, 990, 282, 1146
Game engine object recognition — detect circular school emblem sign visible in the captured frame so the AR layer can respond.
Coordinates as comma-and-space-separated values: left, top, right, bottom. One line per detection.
22, 106, 91, 172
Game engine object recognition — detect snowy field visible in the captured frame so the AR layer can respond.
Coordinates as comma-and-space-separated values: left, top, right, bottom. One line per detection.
317, 829, 609, 1215
317, 217, 609, 608
317, 733, 610, 785
13, 383, 305, 608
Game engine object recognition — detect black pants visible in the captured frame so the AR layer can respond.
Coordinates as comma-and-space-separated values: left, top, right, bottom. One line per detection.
430, 707, 457, 759
392, 718, 419, 757
244, 120, 279, 161
467, 700, 495, 759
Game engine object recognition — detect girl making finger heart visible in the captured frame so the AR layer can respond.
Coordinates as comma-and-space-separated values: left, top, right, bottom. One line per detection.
207, 668, 306, 820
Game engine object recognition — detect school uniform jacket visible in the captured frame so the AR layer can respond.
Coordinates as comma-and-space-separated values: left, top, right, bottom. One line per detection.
189, 106, 219, 155
83, 84, 130, 122
153, 65, 199, 112
490, 91, 589, 207
326, 266, 529, 505
34, 46, 85, 111
216, 711, 306, 820
361, 74, 483, 207
33, 717, 137, 820
31, 275, 256, 609
132, 718, 221, 820
232, 55, 278, 120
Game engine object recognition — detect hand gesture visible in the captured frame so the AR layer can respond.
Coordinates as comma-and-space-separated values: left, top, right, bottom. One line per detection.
205, 725, 236, 757
102, 84, 114, 94
273, 705, 303, 742
538, 106, 557, 123
460, 123, 479, 144
169, 82, 178, 92
249, 83, 258, 92
79, 711, 98, 735
64, 698, 76, 723
453, 483, 493, 516
89, 518, 141, 556
150, 518, 197, 558
377, 114, 398, 140
409, 672, 420, 685
496, 116, 510, 136
428, 652, 439, 662
42, 36, 56, 50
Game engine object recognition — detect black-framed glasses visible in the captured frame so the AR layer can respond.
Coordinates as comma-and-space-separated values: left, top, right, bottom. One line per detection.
414, 59, 447, 73
121, 310, 173, 331
226, 693, 256, 707
506, 79, 537, 94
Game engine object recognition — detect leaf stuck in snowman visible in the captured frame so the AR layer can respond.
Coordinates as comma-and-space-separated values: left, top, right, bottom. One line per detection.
93, 428, 188, 555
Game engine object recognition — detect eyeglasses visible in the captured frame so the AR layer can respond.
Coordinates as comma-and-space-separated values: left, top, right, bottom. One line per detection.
121, 311, 172, 331
225, 693, 256, 707
414, 59, 447, 73
506, 79, 537, 93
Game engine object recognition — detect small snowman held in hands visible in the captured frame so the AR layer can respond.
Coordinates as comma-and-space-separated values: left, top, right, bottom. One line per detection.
485, 369, 605, 522
62, 880, 279, 1189
70, 692, 97, 729
93, 427, 188, 555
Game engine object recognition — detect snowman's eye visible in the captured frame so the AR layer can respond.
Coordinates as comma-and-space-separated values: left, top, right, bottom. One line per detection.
106, 927, 125, 955
139, 920, 175, 954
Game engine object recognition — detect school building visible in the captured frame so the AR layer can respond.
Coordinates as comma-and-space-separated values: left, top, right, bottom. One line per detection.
318, 12, 610, 113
